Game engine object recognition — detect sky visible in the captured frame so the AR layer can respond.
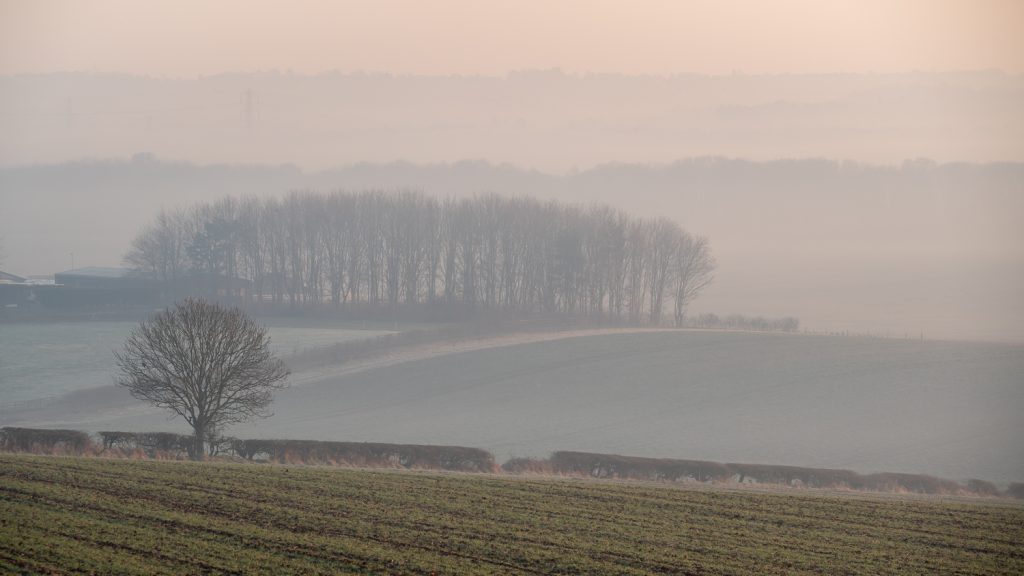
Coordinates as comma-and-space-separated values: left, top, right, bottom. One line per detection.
2, 0, 1023, 77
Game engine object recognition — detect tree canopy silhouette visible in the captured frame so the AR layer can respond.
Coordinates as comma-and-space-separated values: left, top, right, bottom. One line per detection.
114, 298, 289, 459
127, 191, 716, 324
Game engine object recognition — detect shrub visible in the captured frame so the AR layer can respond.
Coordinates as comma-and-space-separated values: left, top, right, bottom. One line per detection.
1006, 483, 1024, 499
502, 457, 554, 474
229, 439, 496, 472
541, 451, 976, 495
98, 431, 192, 458
965, 479, 1001, 497
548, 451, 732, 482
0, 427, 93, 455
859, 473, 963, 495
727, 463, 860, 488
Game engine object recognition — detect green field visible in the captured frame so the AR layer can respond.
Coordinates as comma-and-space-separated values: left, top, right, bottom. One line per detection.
1, 455, 1022, 575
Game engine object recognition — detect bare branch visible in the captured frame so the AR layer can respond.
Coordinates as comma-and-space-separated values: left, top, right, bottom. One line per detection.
115, 298, 289, 459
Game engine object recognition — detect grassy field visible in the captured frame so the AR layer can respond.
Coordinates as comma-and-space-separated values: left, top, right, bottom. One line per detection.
1, 455, 1022, 575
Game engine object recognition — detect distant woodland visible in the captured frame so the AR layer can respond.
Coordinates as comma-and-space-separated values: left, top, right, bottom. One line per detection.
126, 192, 715, 324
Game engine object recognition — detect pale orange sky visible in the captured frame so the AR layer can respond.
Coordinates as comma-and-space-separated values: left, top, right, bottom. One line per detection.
1, 0, 1022, 76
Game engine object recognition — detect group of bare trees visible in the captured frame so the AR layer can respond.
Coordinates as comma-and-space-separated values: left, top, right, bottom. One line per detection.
126, 191, 715, 325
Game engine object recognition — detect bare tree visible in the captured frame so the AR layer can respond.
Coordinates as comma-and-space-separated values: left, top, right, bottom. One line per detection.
672, 233, 715, 327
114, 298, 290, 459
645, 218, 678, 324
124, 208, 187, 299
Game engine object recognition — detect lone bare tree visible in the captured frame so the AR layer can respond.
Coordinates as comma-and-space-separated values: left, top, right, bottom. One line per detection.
115, 298, 289, 459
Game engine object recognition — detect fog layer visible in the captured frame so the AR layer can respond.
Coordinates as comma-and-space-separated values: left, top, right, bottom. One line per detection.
2, 157, 1022, 342
7, 331, 1021, 484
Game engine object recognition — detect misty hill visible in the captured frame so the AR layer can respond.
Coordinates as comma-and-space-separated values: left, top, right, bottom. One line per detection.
3, 71, 1022, 170
13, 330, 1023, 484
3, 156, 1022, 341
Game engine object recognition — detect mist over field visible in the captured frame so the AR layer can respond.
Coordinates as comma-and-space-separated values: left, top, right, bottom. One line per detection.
3, 2, 1024, 572
3, 0, 1024, 545
2, 68, 1022, 480
6, 330, 1022, 484
3, 154, 1022, 342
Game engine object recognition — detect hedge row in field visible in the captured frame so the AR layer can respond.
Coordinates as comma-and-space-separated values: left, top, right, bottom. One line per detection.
506, 451, 1012, 497
2, 427, 1017, 496
98, 431, 194, 456
0, 427, 494, 472
229, 438, 496, 472
0, 427, 91, 454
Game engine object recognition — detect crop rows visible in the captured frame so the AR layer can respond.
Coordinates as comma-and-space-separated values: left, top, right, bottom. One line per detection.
1, 454, 1022, 575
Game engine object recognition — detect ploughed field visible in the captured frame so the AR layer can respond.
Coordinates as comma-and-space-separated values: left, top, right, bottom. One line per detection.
2, 455, 1023, 575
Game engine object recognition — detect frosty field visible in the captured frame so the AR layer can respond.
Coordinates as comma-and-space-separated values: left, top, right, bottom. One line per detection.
4, 328, 1021, 485
0, 320, 394, 404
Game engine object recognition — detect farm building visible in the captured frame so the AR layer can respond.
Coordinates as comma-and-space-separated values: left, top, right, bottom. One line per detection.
0, 270, 34, 309
0, 270, 29, 284
38, 267, 157, 309
53, 267, 152, 290
45, 267, 252, 308
3, 267, 255, 312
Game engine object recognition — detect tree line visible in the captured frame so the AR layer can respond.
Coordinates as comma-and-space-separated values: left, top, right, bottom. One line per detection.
126, 191, 715, 324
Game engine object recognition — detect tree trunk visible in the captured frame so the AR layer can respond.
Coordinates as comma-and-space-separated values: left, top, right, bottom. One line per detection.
190, 422, 207, 461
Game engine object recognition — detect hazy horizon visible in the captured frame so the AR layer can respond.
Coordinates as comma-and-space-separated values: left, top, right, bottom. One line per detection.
3, 155, 1022, 343
2, 62, 1022, 346
2, 70, 1022, 171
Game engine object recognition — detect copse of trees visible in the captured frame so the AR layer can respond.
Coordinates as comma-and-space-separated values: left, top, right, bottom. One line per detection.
126, 191, 715, 324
